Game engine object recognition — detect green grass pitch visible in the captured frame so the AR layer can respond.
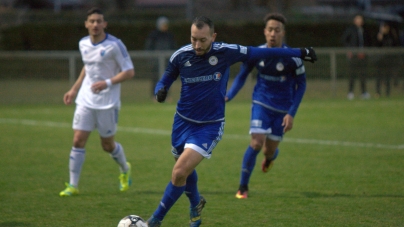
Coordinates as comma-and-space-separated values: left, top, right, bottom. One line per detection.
0, 98, 403, 226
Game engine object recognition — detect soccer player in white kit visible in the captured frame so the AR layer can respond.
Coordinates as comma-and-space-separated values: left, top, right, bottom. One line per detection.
59, 7, 135, 196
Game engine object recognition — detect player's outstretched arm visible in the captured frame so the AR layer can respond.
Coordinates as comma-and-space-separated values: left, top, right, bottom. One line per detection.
249, 46, 317, 63
226, 61, 254, 102
300, 47, 317, 63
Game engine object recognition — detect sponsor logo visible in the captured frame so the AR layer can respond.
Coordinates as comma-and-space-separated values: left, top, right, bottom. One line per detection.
259, 74, 287, 82
183, 72, 222, 83
100, 50, 106, 56
209, 56, 218, 65
213, 72, 222, 81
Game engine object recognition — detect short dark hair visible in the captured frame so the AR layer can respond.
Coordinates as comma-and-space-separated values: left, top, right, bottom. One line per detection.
192, 16, 214, 33
87, 7, 103, 17
264, 13, 287, 26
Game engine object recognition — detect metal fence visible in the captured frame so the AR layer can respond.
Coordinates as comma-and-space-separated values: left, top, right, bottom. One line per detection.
0, 48, 403, 104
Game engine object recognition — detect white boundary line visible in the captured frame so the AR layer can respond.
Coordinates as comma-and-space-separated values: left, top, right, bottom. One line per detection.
1, 118, 403, 150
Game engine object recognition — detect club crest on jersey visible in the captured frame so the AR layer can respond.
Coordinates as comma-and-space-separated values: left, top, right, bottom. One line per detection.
100, 50, 106, 57
276, 62, 284, 71
213, 72, 222, 81
209, 56, 218, 65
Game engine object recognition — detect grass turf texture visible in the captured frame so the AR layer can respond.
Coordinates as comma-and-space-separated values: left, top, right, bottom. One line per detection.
1, 97, 403, 226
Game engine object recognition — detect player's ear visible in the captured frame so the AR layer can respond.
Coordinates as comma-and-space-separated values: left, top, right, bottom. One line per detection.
211, 32, 217, 42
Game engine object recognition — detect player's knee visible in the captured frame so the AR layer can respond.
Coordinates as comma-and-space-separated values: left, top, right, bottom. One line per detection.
250, 141, 263, 151
101, 141, 114, 153
72, 138, 86, 148
171, 168, 188, 186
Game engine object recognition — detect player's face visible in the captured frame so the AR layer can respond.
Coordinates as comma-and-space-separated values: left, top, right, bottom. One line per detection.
85, 13, 107, 38
191, 24, 217, 56
264, 19, 285, 48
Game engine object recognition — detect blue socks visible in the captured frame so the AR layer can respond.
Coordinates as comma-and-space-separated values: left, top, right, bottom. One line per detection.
272, 148, 279, 161
240, 146, 260, 186
153, 182, 185, 221
185, 170, 200, 208
153, 170, 201, 221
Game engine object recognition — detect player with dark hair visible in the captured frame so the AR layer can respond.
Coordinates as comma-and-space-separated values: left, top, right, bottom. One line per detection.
225, 13, 307, 199
145, 16, 316, 227
60, 7, 134, 196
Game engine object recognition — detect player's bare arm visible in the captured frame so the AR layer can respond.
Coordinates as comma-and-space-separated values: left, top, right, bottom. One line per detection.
282, 114, 294, 133
91, 69, 135, 93
64, 67, 86, 105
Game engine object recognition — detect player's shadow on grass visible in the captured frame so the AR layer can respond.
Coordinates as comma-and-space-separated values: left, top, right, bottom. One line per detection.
302, 191, 404, 198
0, 222, 33, 227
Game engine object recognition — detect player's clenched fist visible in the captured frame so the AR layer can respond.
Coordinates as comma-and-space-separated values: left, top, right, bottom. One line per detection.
155, 87, 168, 103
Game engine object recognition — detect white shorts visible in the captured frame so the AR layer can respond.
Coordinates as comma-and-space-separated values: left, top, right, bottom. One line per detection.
72, 105, 119, 138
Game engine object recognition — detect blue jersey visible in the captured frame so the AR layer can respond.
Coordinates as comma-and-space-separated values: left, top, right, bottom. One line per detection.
226, 44, 306, 117
156, 42, 304, 123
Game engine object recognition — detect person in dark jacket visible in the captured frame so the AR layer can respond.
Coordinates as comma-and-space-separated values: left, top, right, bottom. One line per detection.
145, 16, 177, 98
374, 22, 400, 97
342, 14, 372, 100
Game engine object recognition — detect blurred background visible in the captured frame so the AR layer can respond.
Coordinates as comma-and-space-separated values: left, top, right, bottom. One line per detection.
0, 0, 403, 104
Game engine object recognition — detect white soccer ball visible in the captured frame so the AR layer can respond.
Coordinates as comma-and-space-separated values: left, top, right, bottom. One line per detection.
117, 215, 147, 227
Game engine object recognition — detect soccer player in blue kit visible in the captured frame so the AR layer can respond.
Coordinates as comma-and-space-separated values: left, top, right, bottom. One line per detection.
146, 16, 316, 226
225, 13, 308, 199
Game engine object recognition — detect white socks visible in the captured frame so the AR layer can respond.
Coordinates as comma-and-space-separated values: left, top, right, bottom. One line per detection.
69, 147, 85, 187
111, 142, 129, 173
68, 142, 128, 188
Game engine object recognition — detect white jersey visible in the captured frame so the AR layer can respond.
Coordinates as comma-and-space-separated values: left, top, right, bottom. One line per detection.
75, 33, 134, 109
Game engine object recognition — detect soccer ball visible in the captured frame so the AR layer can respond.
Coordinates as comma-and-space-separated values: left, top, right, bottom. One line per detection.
117, 215, 147, 227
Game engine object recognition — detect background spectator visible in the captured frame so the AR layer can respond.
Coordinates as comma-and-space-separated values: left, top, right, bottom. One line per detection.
145, 16, 177, 99
341, 14, 372, 100
374, 21, 401, 98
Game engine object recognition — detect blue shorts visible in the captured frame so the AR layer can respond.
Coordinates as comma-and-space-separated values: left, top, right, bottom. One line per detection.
171, 114, 225, 159
249, 103, 286, 141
